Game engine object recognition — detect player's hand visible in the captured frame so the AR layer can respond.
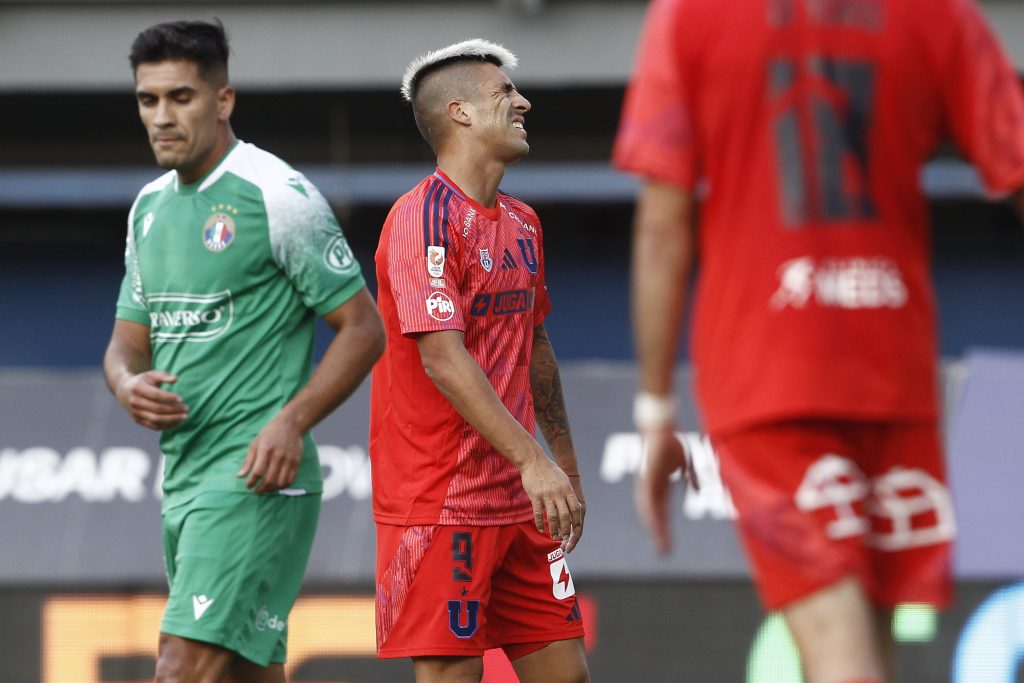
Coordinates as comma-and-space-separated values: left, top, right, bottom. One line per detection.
519, 452, 584, 552
238, 415, 303, 494
114, 370, 188, 431
635, 427, 697, 555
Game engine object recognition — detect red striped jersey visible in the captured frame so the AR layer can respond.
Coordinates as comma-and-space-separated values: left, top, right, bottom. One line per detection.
614, 0, 1024, 435
370, 169, 551, 525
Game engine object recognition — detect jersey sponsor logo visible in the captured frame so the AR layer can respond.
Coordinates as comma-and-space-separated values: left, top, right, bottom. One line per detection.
192, 594, 214, 620
202, 207, 237, 252
429, 277, 446, 289
463, 208, 477, 237
324, 235, 356, 273
770, 255, 908, 310
256, 606, 287, 632
470, 289, 532, 317
425, 291, 455, 321
147, 290, 234, 343
549, 556, 576, 600
499, 200, 538, 234
427, 245, 446, 278
142, 212, 155, 237
479, 248, 493, 272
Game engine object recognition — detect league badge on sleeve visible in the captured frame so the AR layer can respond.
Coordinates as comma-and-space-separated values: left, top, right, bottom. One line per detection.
427, 245, 446, 277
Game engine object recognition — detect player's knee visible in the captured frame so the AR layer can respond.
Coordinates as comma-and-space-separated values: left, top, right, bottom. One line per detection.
155, 634, 229, 683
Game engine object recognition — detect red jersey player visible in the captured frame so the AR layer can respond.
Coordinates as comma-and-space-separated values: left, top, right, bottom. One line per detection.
614, 0, 1024, 681
371, 39, 590, 683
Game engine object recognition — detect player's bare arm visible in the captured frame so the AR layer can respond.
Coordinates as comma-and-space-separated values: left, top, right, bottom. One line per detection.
631, 179, 697, 555
530, 323, 585, 552
239, 288, 384, 493
417, 328, 581, 546
103, 318, 189, 431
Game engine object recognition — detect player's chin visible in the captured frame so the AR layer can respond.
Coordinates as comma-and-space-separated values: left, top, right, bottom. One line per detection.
152, 150, 184, 170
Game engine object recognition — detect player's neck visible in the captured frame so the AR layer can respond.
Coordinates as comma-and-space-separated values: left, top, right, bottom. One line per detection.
436, 151, 506, 209
177, 129, 238, 186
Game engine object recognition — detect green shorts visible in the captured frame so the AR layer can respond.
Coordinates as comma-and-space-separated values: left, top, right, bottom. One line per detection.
160, 490, 321, 666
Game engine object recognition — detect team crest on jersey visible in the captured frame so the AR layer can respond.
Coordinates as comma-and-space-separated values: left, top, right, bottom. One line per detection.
427, 245, 446, 277
202, 205, 238, 252
479, 249, 493, 272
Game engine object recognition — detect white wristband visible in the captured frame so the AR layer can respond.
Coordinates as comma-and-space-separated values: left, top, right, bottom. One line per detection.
633, 392, 676, 430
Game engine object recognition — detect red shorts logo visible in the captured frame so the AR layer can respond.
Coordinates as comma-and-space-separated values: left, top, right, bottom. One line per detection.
795, 454, 956, 550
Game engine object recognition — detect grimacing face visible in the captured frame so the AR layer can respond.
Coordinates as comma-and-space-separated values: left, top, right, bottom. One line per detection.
134, 59, 234, 184
469, 62, 532, 162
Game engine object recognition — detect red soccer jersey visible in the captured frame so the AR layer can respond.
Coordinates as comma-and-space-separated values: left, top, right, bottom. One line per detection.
371, 169, 551, 525
614, 0, 1024, 434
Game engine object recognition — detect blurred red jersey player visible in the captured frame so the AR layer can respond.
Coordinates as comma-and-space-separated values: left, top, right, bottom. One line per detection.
615, 0, 1024, 681
370, 39, 590, 683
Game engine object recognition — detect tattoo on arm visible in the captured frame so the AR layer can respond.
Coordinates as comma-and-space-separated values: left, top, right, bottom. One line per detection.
531, 326, 575, 460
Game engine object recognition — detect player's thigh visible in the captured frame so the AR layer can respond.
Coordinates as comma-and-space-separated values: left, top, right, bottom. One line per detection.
489, 523, 586, 654
511, 637, 589, 683
865, 421, 953, 607
714, 420, 873, 610
376, 524, 502, 658
412, 655, 484, 683
161, 492, 320, 666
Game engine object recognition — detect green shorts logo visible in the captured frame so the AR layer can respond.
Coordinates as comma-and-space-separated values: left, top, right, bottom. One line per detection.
147, 291, 234, 342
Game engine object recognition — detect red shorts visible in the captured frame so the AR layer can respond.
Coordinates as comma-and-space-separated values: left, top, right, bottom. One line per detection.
375, 521, 585, 659
713, 419, 954, 611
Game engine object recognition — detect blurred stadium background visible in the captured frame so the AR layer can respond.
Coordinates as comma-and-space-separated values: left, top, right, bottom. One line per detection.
1, 1, 1023, 681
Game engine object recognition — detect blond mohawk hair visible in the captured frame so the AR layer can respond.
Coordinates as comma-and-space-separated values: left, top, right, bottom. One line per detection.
401, 38, 518, 103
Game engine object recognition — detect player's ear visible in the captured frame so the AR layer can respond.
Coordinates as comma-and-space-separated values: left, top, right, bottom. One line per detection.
217, 84, 236, 122
447, 99, 473, 127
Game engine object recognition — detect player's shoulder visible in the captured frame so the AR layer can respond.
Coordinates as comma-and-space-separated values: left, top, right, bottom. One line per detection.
497, 190, 541, 224
129, 170, 175, 226
389, 173, 463, 224
222, 141, 323, 208
133, 170, 175, 204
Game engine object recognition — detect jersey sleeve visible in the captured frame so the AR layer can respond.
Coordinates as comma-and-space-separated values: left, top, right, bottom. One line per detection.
385, 187, 466, 336
114, 204, 151, 325
267, 173, 366, 316
612, 0, 698, 189
938, 0, 1024, 193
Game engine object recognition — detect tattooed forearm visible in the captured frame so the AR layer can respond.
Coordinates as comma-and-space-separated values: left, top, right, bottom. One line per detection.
531, 325, 577, 470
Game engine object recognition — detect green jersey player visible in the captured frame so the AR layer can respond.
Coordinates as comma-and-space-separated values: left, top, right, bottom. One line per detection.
102, 20, 384, 683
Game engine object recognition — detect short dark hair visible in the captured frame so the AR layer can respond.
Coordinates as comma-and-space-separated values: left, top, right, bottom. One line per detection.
129, 20, 230, 83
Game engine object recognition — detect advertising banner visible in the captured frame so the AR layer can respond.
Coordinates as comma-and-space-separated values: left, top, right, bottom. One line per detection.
1, 351, 1022, 584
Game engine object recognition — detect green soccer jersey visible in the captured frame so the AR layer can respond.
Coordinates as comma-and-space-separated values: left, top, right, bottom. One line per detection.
115, 141, 365, 506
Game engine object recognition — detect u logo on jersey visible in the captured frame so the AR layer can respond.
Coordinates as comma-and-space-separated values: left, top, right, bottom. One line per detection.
202, 205, 238, 252
516, 237, 538, 274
